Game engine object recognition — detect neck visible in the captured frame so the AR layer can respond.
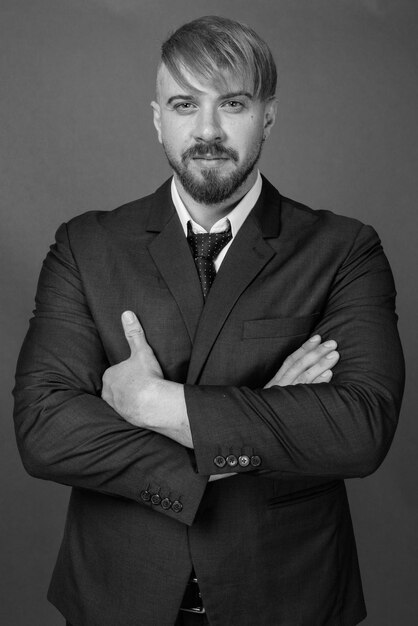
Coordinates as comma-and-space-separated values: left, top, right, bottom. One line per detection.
174, 170, 258, 231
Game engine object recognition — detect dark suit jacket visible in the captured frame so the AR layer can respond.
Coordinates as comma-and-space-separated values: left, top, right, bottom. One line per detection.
14, 177, 404, 626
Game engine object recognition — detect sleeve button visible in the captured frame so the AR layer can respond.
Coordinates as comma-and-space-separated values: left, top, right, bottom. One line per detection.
151, 493, 162, 506
226, 454, 238, 467
140, 490, 151, 502
161, 497, 172, 510
250, 455, 262, 467
214, 455, 226, 468
238, 455, 250, 467
171, 500, 183, 513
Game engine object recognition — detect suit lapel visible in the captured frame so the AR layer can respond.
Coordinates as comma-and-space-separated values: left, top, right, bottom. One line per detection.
186, 178, 282, 384
147, 181, 204, 343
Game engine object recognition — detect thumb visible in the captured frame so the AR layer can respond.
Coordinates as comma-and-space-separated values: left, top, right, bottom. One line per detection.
121, 310, 146, 355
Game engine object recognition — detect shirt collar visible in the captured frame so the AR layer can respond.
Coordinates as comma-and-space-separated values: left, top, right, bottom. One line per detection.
171, 170, 263, 237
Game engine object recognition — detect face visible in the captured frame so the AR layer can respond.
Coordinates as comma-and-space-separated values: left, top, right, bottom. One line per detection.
151, 63, 277, 205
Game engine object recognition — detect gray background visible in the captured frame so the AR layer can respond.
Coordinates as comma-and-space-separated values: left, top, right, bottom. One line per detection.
1, 0, 417, 624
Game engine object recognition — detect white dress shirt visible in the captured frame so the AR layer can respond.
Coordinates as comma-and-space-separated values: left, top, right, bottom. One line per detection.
171, 171, 263, 271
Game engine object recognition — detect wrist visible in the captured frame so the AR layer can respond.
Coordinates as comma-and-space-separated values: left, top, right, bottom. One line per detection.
140, 379, 192, 448
136, 378, 166, 429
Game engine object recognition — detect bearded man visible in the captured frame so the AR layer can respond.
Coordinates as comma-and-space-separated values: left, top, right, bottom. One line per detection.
14, 15, 404, 626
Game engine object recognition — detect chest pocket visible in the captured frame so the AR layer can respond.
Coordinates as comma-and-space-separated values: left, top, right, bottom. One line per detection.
243, 313, 320, 339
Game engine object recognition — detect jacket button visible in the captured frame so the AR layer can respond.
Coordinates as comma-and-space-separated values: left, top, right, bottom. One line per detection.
171, 500, 183, 513
140, 490, 151, 502
238, 455, 250, 467
161, 497, 172, 510
226, 454, 238, 467
250, 455, 262, 467
214, 455, 226, 468
151, 493, 162, 506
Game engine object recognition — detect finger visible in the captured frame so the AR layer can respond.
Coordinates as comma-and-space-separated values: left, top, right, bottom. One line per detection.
273, 334, 322, 380
121, 310, 147, 355
312, 369, 333, 384
294, 351, 340, 384
264, 335, 321, 388
274, 339, 338, 386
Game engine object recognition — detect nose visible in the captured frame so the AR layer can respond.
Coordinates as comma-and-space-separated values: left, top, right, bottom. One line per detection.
193, 107, 225, 143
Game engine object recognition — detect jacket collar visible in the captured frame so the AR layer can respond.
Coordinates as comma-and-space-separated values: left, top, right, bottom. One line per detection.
145, 175, 281, 239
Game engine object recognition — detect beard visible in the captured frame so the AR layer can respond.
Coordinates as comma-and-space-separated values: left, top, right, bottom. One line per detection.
163, 139, 264, 205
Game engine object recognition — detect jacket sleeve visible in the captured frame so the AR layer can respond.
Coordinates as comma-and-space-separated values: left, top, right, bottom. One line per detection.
185, 224, 405, 479
13, 223, 207, 526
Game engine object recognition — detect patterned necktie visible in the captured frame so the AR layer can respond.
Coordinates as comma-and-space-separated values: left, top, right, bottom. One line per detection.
187, 222, 232, 298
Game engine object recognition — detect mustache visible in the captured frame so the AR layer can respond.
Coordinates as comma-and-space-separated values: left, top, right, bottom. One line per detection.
182, 143, 239, 163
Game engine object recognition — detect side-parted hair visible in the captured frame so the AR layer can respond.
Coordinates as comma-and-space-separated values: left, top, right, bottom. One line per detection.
160, 15, 277, 101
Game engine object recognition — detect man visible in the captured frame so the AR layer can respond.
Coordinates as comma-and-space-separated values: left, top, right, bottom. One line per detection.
13, 15, 404, 626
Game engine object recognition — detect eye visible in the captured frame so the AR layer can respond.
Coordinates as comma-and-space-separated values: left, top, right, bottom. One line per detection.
174, 102, 197, 114
222, 100, 245, 112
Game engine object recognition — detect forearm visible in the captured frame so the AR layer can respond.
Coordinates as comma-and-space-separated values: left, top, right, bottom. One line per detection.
13, 373, 207, 525
140, 379, 193, 448
185, 374, 403, 479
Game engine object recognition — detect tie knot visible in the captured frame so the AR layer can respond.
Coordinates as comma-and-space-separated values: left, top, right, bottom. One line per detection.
187, 223, 232, 262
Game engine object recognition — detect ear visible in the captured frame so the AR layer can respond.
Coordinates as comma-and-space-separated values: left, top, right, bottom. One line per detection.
263, 97, 278, 140
150, 101, 162, 144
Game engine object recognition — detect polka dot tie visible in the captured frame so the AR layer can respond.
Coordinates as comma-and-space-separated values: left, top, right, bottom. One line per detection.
187, 222, 232, 298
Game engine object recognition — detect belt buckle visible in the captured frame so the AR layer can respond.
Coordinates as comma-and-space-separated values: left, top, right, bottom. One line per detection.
179, 577, 206, 614
179, 607, 206, 614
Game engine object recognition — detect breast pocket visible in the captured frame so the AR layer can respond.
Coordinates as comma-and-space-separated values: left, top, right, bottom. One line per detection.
243, 313, 320, 339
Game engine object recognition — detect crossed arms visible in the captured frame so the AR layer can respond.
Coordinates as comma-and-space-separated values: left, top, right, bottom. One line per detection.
102, 312, 340, 449
13, 219, 405, 524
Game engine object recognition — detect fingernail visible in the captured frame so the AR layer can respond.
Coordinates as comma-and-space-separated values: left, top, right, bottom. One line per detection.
321, 369, 332, 377
326, 350, 338, 359
324, 340, 336, 348
122, 311, 135, 323
309, 334, 320, 342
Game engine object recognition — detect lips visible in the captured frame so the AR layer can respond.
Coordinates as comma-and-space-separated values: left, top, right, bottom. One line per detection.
182, 144, 239, 163
192, 156, 228, 160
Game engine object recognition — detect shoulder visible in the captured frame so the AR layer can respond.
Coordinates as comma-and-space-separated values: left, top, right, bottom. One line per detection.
261, 175, 372, 243
278, 195, 385, 280
280, 194, 366, 238
53, 178, 172, 250
261, 177, 382, 262
65, 190, 158, 238
276, 191, 382, 258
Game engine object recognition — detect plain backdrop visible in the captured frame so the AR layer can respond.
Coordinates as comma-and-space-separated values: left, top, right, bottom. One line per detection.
1, 1, 417, 624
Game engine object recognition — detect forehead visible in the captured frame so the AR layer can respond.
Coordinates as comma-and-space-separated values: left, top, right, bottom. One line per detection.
156, 63, 253, 100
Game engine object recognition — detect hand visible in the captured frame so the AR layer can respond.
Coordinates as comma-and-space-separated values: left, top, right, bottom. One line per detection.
264, 334, 339, 388
102, 311, 192, 446
101, 311, 164, 426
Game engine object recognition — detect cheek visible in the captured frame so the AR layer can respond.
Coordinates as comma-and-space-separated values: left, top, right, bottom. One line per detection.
238, 126, 264, 155
228, 116, 264, 148
161, 121, 190, 150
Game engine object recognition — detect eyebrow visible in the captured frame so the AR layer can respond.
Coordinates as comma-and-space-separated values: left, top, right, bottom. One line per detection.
166, 91, 253, 105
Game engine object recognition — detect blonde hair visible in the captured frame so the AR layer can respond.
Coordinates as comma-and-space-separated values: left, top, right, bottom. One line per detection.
160, 15, 277, 101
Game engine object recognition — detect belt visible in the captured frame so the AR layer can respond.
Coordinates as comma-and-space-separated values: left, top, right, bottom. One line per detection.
179, 575, 206, 614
